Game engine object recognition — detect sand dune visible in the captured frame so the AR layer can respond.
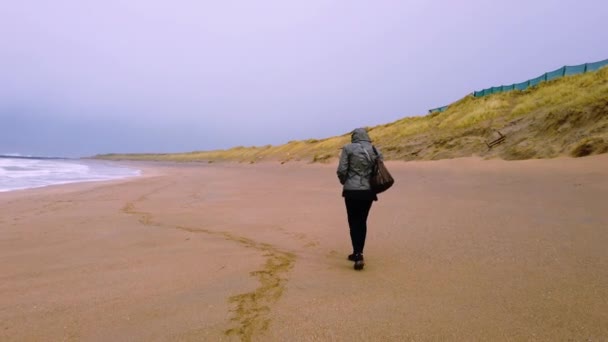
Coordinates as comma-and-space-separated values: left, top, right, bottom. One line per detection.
1, 156, 607, 341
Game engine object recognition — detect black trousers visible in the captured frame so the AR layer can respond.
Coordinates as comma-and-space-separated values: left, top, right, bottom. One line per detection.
345, 197, 373, 255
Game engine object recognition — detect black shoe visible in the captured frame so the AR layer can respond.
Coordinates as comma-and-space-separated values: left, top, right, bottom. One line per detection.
353, 254, 365, 270
347, 253, 356, 261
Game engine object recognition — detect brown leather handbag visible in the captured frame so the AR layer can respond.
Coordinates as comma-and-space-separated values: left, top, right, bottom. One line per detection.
363, 146, 394, 194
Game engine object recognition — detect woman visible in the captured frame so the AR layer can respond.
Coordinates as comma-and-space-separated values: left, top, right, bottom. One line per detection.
337, 127, 382, 270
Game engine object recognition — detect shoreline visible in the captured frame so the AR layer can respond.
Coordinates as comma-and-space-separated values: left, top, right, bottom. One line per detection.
0, 174, 142, 194
0, 158, 145, 194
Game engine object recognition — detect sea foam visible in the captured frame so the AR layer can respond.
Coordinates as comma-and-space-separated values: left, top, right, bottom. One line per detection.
0, 157, 140, 192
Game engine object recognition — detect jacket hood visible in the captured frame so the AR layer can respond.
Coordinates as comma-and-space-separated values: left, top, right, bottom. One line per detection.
351, 128, 371, 143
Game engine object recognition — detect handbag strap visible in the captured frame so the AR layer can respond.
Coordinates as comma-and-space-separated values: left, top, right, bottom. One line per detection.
372, 145, 379, 157
360, 143, 373, 163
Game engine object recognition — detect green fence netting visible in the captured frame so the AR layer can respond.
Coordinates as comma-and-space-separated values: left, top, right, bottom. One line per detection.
473, 58, 608, 97
428, 58, 608, 113
429, 105, 449, 114
564, 64, 586, 75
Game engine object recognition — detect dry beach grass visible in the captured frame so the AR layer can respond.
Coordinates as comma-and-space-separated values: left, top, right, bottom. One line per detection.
97, 67, 608, 164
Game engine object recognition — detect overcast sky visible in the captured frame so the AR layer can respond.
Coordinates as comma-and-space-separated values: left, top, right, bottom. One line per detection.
1, 0, 607, 157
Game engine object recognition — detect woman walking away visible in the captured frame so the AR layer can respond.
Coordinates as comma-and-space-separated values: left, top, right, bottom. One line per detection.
337, 128, 382, 270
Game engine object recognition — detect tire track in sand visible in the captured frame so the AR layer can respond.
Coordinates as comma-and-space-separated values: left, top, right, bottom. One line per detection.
121, 183, 295, 342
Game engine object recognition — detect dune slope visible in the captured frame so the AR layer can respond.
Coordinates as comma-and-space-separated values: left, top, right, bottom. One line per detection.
97, 67, 608, 163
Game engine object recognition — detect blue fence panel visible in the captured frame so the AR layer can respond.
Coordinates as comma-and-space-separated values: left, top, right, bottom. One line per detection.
564, 64, 585, 75
528, 75, 544, 87
429, 105, 449, 114
546, 67, 565, 81
586, 59, 608, 72
514, 81, 529, 91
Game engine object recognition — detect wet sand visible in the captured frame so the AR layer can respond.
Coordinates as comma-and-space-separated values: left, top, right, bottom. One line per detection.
1, 156, 607, 341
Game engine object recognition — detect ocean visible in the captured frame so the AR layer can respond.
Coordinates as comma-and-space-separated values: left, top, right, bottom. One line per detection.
0, 155, 140, 193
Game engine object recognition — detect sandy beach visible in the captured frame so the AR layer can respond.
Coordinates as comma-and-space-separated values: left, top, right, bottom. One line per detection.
1, 156, 607, 341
